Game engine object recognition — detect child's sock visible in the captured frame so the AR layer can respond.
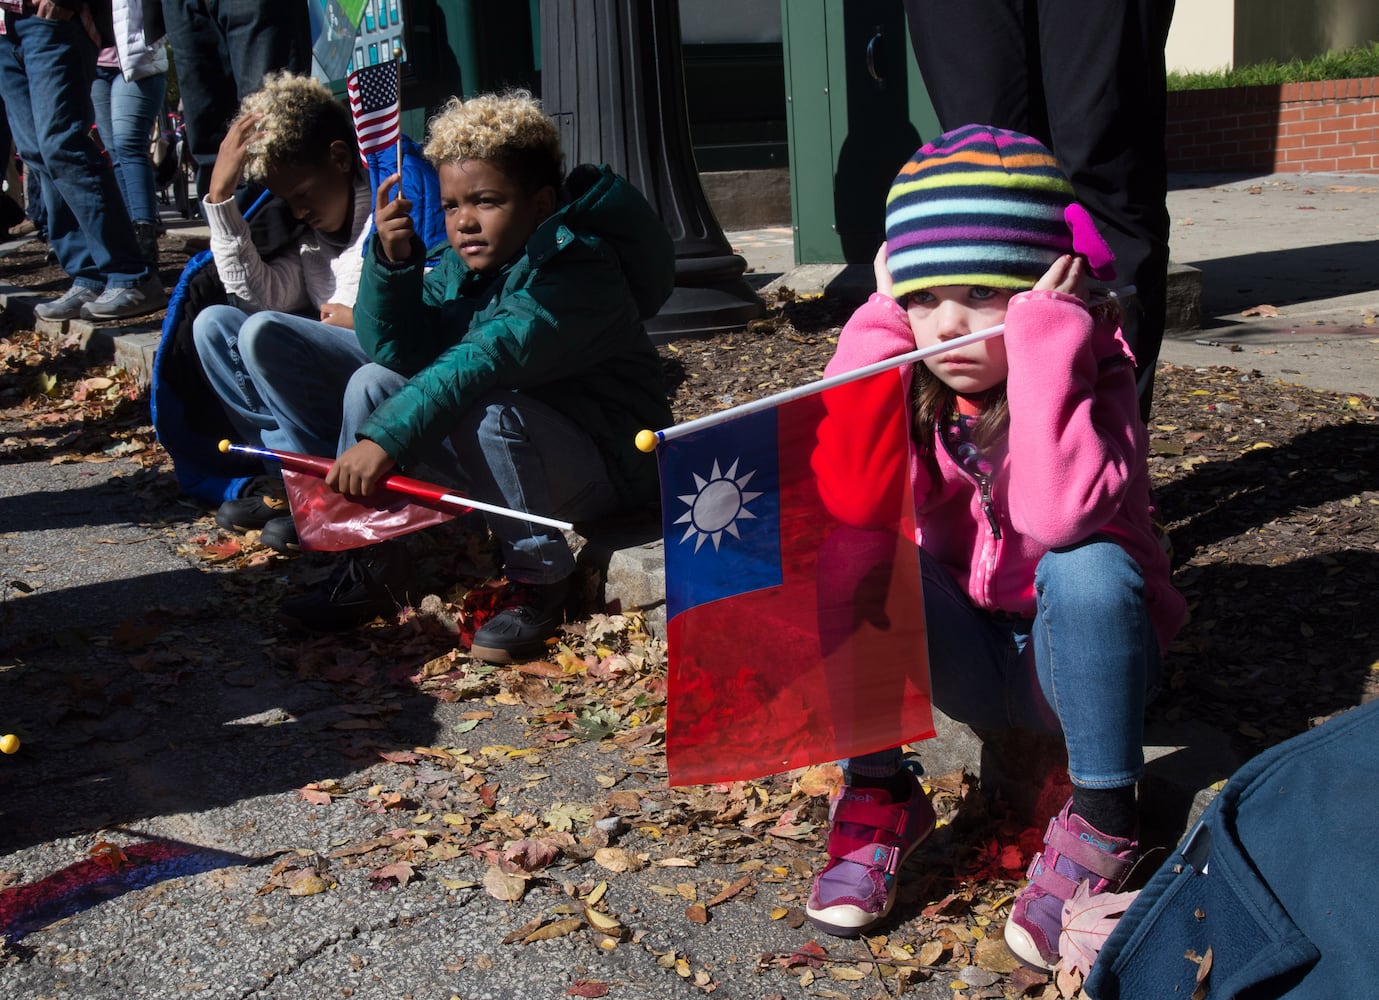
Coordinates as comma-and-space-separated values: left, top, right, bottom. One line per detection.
1070, 785, 1137, 841
847, 769, 913, 803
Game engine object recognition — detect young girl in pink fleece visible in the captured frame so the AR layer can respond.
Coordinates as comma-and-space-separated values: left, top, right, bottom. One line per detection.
805, 124, 1186, 970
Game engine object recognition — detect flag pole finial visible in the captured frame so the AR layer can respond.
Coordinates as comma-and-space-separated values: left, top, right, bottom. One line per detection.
635, 429, 658, 453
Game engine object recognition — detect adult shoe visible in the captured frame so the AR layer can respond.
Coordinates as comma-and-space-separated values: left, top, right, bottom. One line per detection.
79, 273, 167, 321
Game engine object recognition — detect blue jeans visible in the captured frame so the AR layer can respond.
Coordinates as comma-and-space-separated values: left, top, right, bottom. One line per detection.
0, 15, 151, 290
161, 0, 310, 197
91, 66, 167, 225
192, 305, 369, 458
342, 365, 621, 584
849, 538, 1161, 790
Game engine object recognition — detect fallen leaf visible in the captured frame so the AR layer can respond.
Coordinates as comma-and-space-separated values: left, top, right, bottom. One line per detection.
368, 861, 415, 887
973, 934, 1022, 974
583, 905, 621, 933
1058, 882, 1140, 975
566, 981, 610, 998
685, 902, 709, 924
917, 939, 945, 966
1240, 303, 1280, 318
88, 841, 129, 871
287, 873, 330, 896
593, 847, 641, 873
483, 864, 530, 902
523, 917, 583, 942
706, 874, 751, 907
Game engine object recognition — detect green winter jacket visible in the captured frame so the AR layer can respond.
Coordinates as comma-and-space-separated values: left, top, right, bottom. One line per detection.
351, 164, 675, 507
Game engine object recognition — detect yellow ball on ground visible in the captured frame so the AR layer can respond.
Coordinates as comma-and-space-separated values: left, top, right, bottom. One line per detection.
635, 429, 658, 453
0, 734, 19, 754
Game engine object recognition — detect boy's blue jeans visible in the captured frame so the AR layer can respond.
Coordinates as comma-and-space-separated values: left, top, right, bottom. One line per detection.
0, 15, 152, 291
341, 364, 621, 586
848, 538, 1161, 791
192, 305, 369, 459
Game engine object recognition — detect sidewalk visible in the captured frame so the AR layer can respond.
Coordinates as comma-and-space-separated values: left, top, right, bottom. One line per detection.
732, 171, 1379, 397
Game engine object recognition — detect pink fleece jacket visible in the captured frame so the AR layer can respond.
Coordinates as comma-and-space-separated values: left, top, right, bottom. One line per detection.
818, 291, 1186, 652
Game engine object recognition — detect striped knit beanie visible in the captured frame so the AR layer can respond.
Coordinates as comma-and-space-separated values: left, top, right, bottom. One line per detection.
885, 124, 1113, 299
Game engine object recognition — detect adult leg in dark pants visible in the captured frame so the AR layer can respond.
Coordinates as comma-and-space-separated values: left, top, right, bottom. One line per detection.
160, 0, 311, 200
903, 0, 1175, 419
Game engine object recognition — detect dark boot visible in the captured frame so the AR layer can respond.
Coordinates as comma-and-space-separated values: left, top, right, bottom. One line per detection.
468, 576, 571, 664
134, 221, 160, 265
278, 542, 408, 633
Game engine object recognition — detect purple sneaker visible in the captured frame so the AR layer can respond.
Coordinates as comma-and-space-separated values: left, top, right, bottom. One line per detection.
806, 770, 935, 936
1004, 798, 1139, 969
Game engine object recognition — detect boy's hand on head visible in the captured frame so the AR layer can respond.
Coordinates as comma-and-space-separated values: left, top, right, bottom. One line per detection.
873, 244, 895, 298
1034, 255, 1088, 302
373, 174, 415, 263
319, 303, 354, 329
326, 440, 395, 498
208, 113, 265, 204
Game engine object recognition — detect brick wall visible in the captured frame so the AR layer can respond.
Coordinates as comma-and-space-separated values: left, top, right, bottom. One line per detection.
1166, 76, 1379, 173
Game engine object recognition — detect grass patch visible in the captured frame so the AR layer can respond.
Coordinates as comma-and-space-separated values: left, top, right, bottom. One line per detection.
1168, 41, 1379, 91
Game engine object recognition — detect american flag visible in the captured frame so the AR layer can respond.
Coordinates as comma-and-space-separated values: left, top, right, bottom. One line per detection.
346, 61, 401, 157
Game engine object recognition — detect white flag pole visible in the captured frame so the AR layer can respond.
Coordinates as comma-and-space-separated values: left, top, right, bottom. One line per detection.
635, 322, 1005, 452
393, 46, 403, 179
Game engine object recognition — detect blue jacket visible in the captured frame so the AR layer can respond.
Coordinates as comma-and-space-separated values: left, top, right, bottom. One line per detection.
1087, 699, 1379, 999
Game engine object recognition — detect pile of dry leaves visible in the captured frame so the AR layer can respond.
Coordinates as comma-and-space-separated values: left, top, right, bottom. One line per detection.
3, 282, 1376, 997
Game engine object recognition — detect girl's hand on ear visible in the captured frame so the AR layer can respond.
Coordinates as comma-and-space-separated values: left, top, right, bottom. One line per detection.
873, 243, 894, 298
1035, 254, 1088, 302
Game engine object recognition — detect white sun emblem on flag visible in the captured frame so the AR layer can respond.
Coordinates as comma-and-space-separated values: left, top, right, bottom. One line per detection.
674, 458, 764, 552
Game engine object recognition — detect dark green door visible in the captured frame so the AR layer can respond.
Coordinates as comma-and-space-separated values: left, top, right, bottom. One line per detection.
783, 0, 939, 265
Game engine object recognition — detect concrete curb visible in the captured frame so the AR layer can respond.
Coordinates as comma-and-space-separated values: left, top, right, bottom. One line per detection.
0, 280, 163, 381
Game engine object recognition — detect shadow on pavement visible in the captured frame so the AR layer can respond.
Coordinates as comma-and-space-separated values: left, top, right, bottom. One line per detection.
1187, 238, 1379, 320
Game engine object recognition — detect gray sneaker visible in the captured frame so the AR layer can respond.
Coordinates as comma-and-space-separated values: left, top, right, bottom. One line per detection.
79, 273, 167, 321
34, 284, 101, 321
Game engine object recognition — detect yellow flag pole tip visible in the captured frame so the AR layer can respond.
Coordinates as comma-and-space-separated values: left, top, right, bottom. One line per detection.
635, 429, 658, 453
218, 439, 230, 454
1, 734, 19, 754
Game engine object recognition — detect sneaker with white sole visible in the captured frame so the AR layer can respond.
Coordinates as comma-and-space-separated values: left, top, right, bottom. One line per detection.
806, 769, 935, 936
1004, 798, 1139, 969
34, 283, 101, 321
79, 273, 167, 321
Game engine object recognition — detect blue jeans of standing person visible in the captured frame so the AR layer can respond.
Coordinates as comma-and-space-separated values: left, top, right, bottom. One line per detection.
192, 305, 370, 459
848, 538, 1162, 790
161, 0, 310, 198
0, 14, 152, 293
341, 365, 622, 585
91, 66, 167, 226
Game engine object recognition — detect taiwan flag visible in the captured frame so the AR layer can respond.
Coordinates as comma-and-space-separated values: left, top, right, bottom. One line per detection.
658, 366, 934, 786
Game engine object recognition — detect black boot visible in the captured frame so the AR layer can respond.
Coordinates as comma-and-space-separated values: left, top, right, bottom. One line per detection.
468, 576, 571, 664
278, 542, 408, 633
134, 221, 160, 265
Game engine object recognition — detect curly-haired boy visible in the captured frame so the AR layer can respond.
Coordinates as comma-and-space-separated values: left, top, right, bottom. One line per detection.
193, 72, 378, 551
279, 90, 675, 664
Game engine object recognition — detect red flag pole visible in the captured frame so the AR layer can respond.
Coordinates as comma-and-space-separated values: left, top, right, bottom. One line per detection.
219, 441, 574, 531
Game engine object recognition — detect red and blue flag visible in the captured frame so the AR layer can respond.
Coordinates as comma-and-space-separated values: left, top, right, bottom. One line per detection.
657, 367, 934, 785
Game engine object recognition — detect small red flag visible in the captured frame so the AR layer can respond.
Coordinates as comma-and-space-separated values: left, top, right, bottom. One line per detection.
282, 470, 454, 552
